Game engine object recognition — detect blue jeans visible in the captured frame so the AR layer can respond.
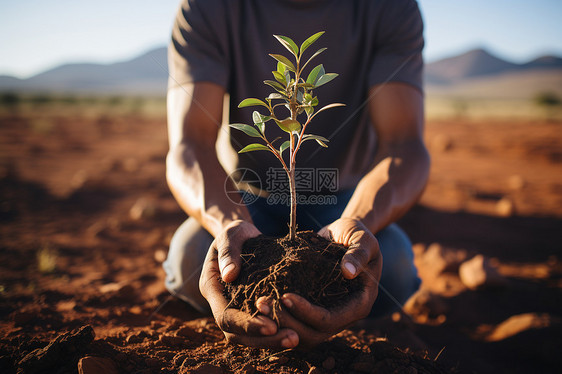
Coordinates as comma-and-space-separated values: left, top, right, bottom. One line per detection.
163, 190, 420, 317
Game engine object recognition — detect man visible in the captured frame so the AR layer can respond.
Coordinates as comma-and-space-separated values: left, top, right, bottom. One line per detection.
164, 0, 429, 349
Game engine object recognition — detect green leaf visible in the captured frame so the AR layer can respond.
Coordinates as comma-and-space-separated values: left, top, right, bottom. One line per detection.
275, 118, 301, 133
313, 102, 345, 117
279, 140, 290, 156
300, 31, 324, 57
272, 71, 286, 85
302, 47, 327, 70
284, 69, 291, 85
229, 123, 262, 138
303, 134, 329, 147
305, 106, 314, 116
269, 54, 296, 72
274, 35, 299, 57
238, 143, 271, 153
267, 93, 285, 100
314, 73, 339, 88
264, 80, 286, 94
306, 64, 325, 85
238, 98, 268, 109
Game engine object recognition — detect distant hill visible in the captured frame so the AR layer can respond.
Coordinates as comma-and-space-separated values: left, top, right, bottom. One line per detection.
0, 47, 168, 96
425, 48, 562, 99
0, 46, 561, 99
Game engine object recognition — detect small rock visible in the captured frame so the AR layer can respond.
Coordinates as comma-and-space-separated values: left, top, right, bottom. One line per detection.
78, 356, 119, 374
486, 313, 552, 342
129, 198, 158, 220
459, 255, 507, 290
419, 243, 467, 275
322, 356, 336, 370
496, 197, 515, 217
154, 248, 167, 263
403, 289, 448, 319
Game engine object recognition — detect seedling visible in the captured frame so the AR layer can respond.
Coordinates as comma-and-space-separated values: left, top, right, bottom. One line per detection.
229, 31, 344, 240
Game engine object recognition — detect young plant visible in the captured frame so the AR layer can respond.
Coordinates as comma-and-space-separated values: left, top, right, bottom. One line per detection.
229, 31, 344, 241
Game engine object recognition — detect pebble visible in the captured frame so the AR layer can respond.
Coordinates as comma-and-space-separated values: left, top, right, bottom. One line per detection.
78, 356, 119, 374
419, 243, 467, 275
496, 197, 515, 217
459, 255, 506, 290
486, 313, 552, 342
129, 198, 158, 220
403, 289, 448, 318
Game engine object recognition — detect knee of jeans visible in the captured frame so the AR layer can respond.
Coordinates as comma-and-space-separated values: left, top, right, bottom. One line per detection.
163, 219, 212, 312
376, 224, 420, 303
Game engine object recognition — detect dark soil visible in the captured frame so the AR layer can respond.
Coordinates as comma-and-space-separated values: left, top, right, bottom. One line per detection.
224, 231, 363, 319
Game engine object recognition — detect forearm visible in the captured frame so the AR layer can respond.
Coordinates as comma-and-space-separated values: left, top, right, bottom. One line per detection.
166, 141, 253, 237
341, 139, 429, 234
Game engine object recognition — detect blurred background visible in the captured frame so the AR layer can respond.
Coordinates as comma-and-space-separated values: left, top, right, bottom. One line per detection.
0, 1, 561, 374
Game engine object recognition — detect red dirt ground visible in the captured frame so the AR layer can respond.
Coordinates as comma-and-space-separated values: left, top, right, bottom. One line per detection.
1, 106, 561, 373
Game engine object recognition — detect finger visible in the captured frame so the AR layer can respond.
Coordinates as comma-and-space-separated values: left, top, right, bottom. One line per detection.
281, 293, 331, 329
225, 328, 299, 349
341, 243, 370, 279
256, 296, 274, 316
217, 222, 261, 282
317, 225, 331, 240
218, 308, 278, 336
274, 308, 331, 348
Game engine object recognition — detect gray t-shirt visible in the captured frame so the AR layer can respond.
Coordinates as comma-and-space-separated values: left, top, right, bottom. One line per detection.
169, 0, 424, 192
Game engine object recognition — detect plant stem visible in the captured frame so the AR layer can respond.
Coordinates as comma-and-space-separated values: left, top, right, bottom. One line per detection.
288, 166, 297, 241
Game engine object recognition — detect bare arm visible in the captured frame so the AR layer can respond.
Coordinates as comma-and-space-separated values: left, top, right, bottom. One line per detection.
341, 82, 430, 234
166, 82, 252, 238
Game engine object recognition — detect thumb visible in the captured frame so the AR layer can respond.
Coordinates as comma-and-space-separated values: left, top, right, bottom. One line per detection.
341, 243, 369, 279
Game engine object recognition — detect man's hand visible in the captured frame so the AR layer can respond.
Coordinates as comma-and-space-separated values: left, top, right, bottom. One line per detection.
258, 217, 382, 347
199, 220, 299, 349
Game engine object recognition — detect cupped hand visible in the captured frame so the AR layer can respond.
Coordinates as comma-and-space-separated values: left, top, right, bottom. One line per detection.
199, 219, 299, 349
257, 217, 382, 347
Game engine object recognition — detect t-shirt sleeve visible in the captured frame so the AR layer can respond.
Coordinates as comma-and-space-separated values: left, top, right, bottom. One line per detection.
168, 0, 229, 89
368, 0, 424, 92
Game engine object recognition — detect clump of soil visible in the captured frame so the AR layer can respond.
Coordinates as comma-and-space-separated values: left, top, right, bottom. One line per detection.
224, 231, 363, 319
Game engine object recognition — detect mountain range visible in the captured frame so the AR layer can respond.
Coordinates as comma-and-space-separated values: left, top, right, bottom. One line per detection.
1, 47, 561, 99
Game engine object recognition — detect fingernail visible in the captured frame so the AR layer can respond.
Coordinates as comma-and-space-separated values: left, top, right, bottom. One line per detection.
281, 331, 298, 348
282, 297, 293, 309
344, 262, 357, 276
223, 263, 236, 277
258, 304, 271, 315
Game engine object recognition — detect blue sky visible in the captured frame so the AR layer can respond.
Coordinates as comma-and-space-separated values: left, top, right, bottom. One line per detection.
1, 0, 561, 78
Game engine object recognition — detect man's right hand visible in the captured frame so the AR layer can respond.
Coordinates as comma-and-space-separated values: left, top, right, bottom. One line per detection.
199, 220, 299, 349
